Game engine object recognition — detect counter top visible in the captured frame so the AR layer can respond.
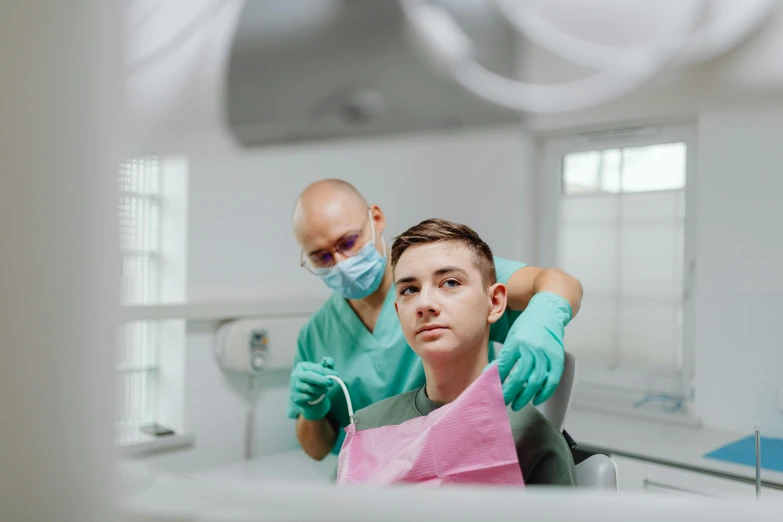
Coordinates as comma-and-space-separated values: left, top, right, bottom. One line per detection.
564, 408, 783, 489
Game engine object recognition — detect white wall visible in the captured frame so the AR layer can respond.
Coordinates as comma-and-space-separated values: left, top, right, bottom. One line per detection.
131, 124, 536, 472
692, 105, 783, 436
186, 126, 535, 303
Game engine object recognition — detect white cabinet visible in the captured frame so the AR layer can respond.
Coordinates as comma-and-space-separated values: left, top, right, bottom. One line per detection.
612, 455, 783, 500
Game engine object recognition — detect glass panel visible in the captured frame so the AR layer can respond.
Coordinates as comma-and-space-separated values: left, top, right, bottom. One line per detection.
118, 156, 161, 304
118, 195, 160, 252
115, 370, 157, 444
117, 321, 159, 369
564, 149, 623, 195
119, 156, 160, 195
561, 194, 617, 225
115, 320, 159, 443
600, 149, 622, 193
563, 299, 616, 362
620, 190, 681, 221
559, 226, 616, 295
563, 151, 600, 194
622, 143, 686, 193
120, 254, 158, 305
619, 223, 683, 298
618, 302, 680, 370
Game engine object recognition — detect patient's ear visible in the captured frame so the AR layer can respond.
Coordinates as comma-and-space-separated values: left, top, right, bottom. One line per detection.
487, 283, 507, 324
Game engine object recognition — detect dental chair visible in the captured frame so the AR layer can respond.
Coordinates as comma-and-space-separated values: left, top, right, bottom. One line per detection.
192, 351, 618, 491
535, 352, 576, 431
535, 352, 619, 491
575, 455, 619, 490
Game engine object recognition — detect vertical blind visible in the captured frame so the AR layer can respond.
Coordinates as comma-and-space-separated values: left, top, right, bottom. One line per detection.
558, 143, 686, 371
117, 157, 161, 443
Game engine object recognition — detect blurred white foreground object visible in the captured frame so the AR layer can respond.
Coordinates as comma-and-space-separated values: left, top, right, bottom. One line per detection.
0, 2, 121, 521
122, 473, 783, 521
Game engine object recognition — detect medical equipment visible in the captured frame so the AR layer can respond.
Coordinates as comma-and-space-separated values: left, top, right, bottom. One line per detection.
300, 361, 355, 426
757, 423, 762, 498
401, 0, 699, 114
225, 0, 520, 147
292, 358, 340, 421
401, 0, 778, 114
221, 0, 779, 147
491, 0, 779, 70
313, 374, 355, 425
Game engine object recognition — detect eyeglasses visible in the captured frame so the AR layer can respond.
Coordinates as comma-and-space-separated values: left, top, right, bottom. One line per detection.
300, 211, 372, 274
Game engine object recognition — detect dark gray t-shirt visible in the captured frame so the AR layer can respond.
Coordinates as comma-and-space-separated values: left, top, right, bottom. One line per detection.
332, 386, 576, 486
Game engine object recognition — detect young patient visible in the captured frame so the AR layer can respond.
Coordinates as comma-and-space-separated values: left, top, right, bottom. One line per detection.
346, 218, 576, 486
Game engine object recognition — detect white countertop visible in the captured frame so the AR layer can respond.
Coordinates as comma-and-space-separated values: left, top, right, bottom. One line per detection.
564, 408, 783, 488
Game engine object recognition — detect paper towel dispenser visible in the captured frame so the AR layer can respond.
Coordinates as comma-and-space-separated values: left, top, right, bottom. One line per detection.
214, 317, 308, 375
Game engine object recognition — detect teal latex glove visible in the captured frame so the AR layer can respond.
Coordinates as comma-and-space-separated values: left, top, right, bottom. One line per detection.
493, 292, 572, 410
289, 357, 337, 421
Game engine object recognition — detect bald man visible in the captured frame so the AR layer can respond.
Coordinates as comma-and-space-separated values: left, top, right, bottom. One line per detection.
288, 179, 582, 461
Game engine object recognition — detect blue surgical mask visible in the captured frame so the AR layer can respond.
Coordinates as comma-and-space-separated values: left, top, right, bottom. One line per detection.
317, 214, 387, 300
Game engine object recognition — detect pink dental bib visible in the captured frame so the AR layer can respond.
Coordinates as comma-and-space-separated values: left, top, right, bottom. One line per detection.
336, 365, 524, 487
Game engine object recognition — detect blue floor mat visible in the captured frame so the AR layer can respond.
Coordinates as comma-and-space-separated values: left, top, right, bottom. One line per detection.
704, 435, 783, 473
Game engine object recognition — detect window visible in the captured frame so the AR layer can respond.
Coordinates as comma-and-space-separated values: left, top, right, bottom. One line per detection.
116, 157, 162, 444
119, 157, 161, 305
541, 126, 695, 406
562, 143, 686, 195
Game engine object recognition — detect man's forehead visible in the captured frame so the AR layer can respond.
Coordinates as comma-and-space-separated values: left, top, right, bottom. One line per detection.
294, 204, 366, 248
396, 242, 474, 275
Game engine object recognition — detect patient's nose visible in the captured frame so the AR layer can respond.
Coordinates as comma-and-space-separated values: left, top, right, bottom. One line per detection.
415, 286, 440, 317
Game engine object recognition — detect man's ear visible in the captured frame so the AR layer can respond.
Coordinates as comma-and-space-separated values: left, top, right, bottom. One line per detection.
487, 283, 507, 325
371, 204, 386, 235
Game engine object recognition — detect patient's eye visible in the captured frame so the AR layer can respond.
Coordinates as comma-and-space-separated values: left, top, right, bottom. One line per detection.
442, 279, 460, 289
399, 286, 418, 296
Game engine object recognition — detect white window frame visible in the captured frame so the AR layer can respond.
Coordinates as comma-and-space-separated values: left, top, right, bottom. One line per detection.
537, 123, 698, 411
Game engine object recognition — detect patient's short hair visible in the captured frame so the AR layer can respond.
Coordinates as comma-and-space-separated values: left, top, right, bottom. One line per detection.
391, 218, 496, 287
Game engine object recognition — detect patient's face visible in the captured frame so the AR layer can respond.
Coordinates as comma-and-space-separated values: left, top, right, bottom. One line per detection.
394, 241, 493, 365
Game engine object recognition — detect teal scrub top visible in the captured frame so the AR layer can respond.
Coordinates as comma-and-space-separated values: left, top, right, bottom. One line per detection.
287, 257, 526, 454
